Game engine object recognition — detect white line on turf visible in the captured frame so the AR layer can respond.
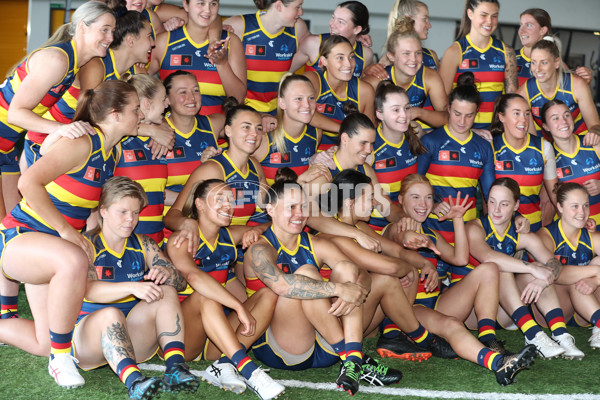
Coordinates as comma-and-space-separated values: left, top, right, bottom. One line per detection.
139, 363, 600, 399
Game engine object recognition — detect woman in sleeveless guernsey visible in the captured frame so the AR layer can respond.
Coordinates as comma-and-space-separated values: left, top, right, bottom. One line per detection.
363, 19, 447, 130
125, 0, 165, 39
439, 0, 518, 134
537, 183, 600, 351
304, 35, 375, 150
315, 170, 536, 386
516, 8, 591, 87
0, 2, 114, 221
0, 80, 139, 388
467, 178, 583, 360
167, 179, 284, 399
295, 1, 373, 77
489, 94, 557, 231
225, 0, 310, 115
74, 176, 197, 399
114, 74, 170, 247
542, 100, 600, 225
244, 177, 404, 395
150, 0, 247, 116
517, 39, 600, 143
24, 11, 160, 169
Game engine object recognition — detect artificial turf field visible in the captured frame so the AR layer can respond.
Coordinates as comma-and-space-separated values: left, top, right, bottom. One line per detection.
2, 287, 600, 400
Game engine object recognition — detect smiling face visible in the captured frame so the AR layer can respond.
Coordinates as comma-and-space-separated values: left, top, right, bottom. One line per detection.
82, 12, 116, 58
321, 42, 355, 82
116, 92, 143, 136
378, 91, 411, 134
126, 0, 148, 12
197, 183, 234, 226
412, 5, 431, 41
225, 110, 263, 154
167, 74, 201, 116
487, 185, 519, 226
518, 13, 548, 48
447, 99, 478, 136
340, 127, 375, 167
141, 85, 167, 124
329, 6, 361, 39
100, 195, 143, 239
184, 0, 219, 27
557, 188, 589, 230
542, 103, 574, 141
499, 97, 530, 141
351, 183, 375, 221
467, 1, 499, 38
130, 21, 154, 63
401, 182, 433, 223
530, 48, 560, 84
278, 0, 304, 27
269, 186, 308, 235
387, 36, 423, 78
279, 80, 316, 125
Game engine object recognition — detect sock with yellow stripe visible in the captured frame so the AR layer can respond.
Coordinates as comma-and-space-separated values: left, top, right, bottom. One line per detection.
380, 318, 401, 339
590, 309, 600, 328
163, 341, 185, 370
0, 295, 18, 319
344, 342, 363, 365
331, 339, 346, 360
218, 343, 246, 366
406, 324, 431, 348
511, 306, 541, 341
477, 318, 497, 342
116, 358, 143, 389
230, 348, 258, 380
49, 330, 73, 360
545, 308, 568, 336
477, 348, 502, 371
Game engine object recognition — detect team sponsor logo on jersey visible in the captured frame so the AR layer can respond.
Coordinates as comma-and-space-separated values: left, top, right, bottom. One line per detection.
460, 59, 479, 69
375, 157, 397, 170
270, 152, 291, 164
96, 266, 114, 280
123, 149, 147, 162
166, 146, 186, 159
245, 45, 266, 56
316, 103, 335, 115
439, 150, 460, 161
278, 263, 291, 274
84, 166, 101, 182
170, 54, 192, 66
495, 160, 514, 171
556, 166, 573, 178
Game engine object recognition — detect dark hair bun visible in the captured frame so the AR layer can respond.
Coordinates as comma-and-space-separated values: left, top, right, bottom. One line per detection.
456, 71, 476, 89
274, 167, 298, 184
221, 96, 241, 115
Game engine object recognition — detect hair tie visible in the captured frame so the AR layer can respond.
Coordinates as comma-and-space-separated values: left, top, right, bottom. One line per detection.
543, 35, 555, 42
89, 88, 94, 96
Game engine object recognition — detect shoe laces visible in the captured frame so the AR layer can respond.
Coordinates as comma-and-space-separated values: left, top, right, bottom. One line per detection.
249, 368, 273, 387
53, 353, 80, 366
342, 361, 361, 381
534, 332, 556, 346
364, 361, 388, 376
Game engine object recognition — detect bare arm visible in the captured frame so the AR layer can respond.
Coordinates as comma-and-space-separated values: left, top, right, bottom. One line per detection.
504, 46, 518, 94
141, 234, 186, 291
438, 43, 461, 95
411, 68, 449, 128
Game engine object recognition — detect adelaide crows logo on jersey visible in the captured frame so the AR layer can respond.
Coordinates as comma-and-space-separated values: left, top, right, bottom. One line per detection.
556, 255, 569, 265
316, 103, 335, 115
95, 266, 115, 280
439, 150, 460, 161
166, 146, 186, 159
556, 166, 573, 179
460, 59, 479, 69
495, 160, 514, 171
375, 157, 397, 170
245, 45, 266, 56
84, 166, 101, 182
278, 263, 291, 274
170, 54, 192, 66
123, 149, 147, 162
270, 152, 291, 164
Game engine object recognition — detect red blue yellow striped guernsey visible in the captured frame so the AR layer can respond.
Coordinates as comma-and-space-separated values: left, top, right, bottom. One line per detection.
305, 33, 366, 78
159, 26, 230, 115
553, 135, 600, 224
492, 133, 546, 232
2, 130, 120, 233
114, 135, 168, 245
543, 219, 595, 266
385, 64, 428, 109
241, 11, 298, 114
525, 72, 587, 140
453, 35, 508, 129
516, 47, 531, 87
0, 40, 78, 153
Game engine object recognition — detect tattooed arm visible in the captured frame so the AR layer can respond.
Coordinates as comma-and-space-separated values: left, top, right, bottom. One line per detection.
504, 46, 519, 93
244, 239, 367, 305
141, 235, 186, 292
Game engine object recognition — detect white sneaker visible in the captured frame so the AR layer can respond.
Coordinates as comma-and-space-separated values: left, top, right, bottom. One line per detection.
552, 332, 585, 360
202, 361, 246, 394
525, 331, 565, 359
589, 326, 600, 349
48, 354, 85, 388
244, 368, 285, 400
